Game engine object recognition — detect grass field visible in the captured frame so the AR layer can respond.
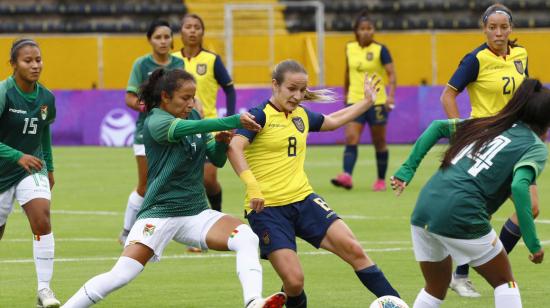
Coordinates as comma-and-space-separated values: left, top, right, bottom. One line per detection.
1, 145, 549, 307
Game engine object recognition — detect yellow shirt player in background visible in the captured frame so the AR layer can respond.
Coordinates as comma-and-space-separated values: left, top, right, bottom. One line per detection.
228, 60, 401, 307
331, 12, 397, 192
174, 14, 236, 213
440, 3, 538, 299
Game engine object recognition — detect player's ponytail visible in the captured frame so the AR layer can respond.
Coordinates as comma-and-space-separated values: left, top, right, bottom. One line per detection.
442, 79, 550, 168
272, 59, 336, 103
139, 68, 196, 112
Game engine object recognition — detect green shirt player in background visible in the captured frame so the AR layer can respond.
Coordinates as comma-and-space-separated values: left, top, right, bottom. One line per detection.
118, 20, 184, 245
62, 68, 286, 308
0, 39, 60, 307
391, 79, 550, 308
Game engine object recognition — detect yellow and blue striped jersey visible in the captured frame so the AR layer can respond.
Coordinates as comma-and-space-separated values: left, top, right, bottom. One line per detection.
236, 101, 325, 209
448, 43, 528, 118
172, 49, 234, 119
346, 41, 392, 105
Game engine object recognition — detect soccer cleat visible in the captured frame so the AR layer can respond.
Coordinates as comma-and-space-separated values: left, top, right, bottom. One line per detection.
246, 292, 287, 308
118, 229, 129, 246
331, 172, 353, 190
186, 245, 202, 253
372, 179, 387, 192
450, 276, 481, 298
37, 288, 60, 308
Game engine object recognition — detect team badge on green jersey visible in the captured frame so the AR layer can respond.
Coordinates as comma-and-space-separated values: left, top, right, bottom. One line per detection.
292, 117, 305, 133
366, 52, 374, 61
514, 60, 524, 74
40, 105, 48, 120
143, 223, 156, 236
196, 63, 207, 75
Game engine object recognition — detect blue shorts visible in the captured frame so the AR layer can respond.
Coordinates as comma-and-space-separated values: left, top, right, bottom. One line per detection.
246, 193, 340, 259
350, 104, 388, 126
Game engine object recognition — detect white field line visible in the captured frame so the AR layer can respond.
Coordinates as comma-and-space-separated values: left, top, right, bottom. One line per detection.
48, 210, 550, 225
0, 248, 412, 264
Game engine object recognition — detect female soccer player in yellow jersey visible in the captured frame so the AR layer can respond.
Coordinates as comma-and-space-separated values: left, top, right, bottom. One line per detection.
440, 4, 537, 297
173, 14, 236, 212
0, 39, 60, 307
119, 20, 184, 245
332, 12, 397, 192
228, 60, 400, 308
63, 68, 286, 308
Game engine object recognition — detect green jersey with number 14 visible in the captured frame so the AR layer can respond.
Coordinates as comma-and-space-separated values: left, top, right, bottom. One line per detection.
411, 121, 547, 239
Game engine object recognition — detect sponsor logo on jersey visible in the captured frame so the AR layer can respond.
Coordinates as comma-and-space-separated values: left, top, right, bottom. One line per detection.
196, 64, 207, 75
100, 108, 136, 147
292, 117, 305, 133
40, 105, 48, 120
143, 223, 156, 236
366, 52, 374, 61
514, 60, 524, 74
8, 108, 27, 114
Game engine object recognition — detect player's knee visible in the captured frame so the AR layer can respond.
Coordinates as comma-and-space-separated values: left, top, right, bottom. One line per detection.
31, 216, 51, 235
345, 240, 367, 262
283, 273, 305, 294
345, 133, 359, 145
228, 224, 259, 251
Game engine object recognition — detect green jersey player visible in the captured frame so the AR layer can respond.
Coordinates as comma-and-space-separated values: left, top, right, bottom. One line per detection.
392, 79, 550, 308
63, 68, 286, 308
119, 20, 185, 245
0, 39, 60, 308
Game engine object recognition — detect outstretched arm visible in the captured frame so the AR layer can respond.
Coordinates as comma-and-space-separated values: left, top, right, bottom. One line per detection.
440, 86, 461, 119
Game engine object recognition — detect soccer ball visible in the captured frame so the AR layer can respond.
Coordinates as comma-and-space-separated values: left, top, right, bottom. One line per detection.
369, 295, 409, 308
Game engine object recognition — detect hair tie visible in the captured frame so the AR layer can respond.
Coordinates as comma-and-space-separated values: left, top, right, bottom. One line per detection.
483, 10, 512, 24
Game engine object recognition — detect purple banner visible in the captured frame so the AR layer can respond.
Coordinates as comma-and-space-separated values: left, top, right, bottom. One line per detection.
49, 86, 506, 146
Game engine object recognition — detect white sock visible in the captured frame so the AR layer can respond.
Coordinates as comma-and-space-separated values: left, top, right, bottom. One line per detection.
62, 256, 144, 308
413, 288, 443, 308
123, 191, 144, 231
227, 224, 263, 305
495, 282, 522, 308
34, 233, 54, 290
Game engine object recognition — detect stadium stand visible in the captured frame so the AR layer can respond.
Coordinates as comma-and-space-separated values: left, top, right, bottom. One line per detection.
284, 0, 550, 31
0, 0, 187, 33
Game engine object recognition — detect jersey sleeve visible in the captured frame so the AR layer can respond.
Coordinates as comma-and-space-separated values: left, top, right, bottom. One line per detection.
235, 106, 266, 142
304, 107, 325, 132
41, 124, 54, 172
393, 119, 461, 183
511, 166, 541, 253
148, 112, 175, 144
126, 58, 143, 94
447, 53, 479, 92
213, 55, 233, 87
380, 45, 393, 65
513, 143, 548, 178
205, 134, 228, 168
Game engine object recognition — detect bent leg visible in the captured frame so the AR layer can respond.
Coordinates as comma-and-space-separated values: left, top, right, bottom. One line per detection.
473, 250, 521, 308
204, 163, 222, 211
63, 244, 150, 308
320, 219, 399, 297
269, 249, 306, 308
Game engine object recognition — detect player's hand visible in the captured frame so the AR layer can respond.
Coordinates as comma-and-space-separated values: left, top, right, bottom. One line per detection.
363, 73, 381, 104
529, 249, 544, 264
385, 96, 395, 112
215, 131, 234, 144
17, 154, 43, 174
48, 171, 55, 190
390, 176, 407, 196
240, 112, 261, 132
250, 198, 266, 213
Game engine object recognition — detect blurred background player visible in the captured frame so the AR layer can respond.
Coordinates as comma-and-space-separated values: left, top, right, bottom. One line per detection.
118, 20, 184, 245
392, 79, 548, 308
228, 60, 400, 308
0, 38, 60, 308
173, 13, 236, 212
63, 68, 286, 308
439, 4, 535, 297
331, 12, 397, 191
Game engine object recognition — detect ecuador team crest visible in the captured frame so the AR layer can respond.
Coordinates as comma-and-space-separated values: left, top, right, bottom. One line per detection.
40, 105, 48, 120
514, 60, 524, 74
292, 117, 305, 133
143, 223, 156, 237
366, 52, 374, 61
196, 63, 207, 75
